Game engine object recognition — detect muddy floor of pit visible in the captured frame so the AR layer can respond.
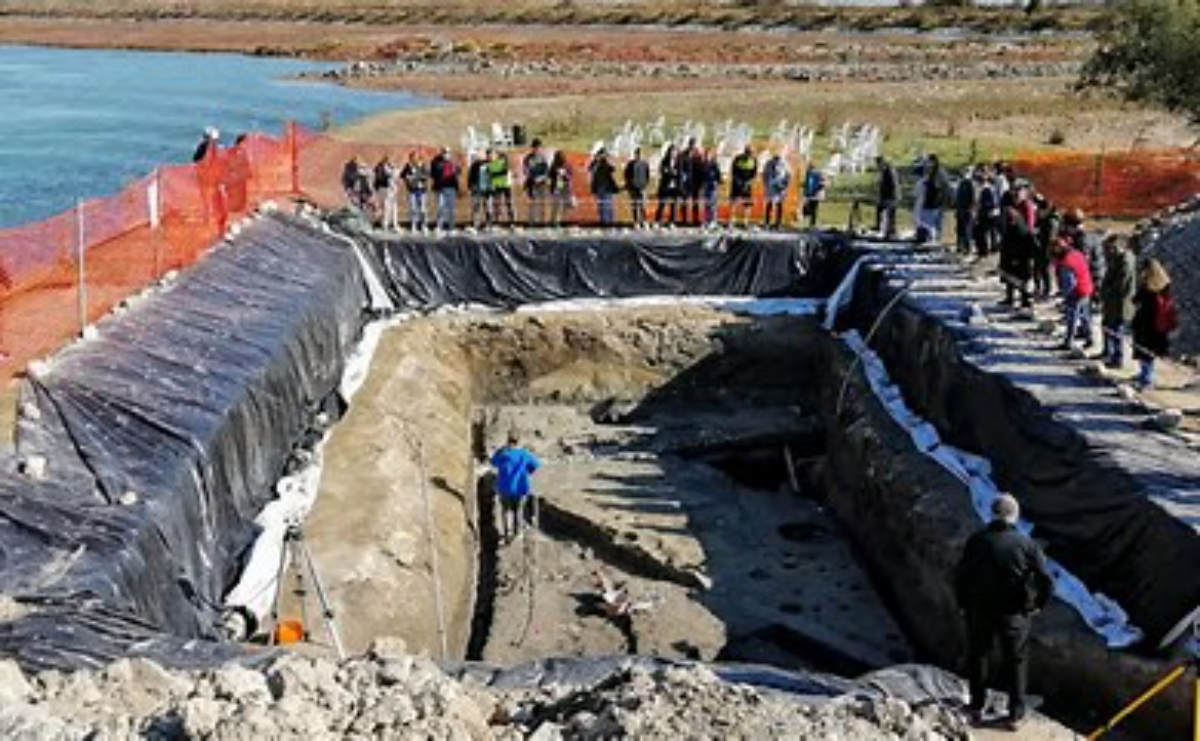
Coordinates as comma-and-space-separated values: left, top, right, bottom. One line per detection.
474, 403, 913, 673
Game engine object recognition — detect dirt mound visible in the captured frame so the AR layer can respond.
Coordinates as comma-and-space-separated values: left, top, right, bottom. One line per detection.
1138, 195, 1200, 358
0, 647, 973, 741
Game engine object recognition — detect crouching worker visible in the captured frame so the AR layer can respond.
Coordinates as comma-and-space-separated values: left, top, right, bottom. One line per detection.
955, 494, 1053, 731
490, 432, 541, 543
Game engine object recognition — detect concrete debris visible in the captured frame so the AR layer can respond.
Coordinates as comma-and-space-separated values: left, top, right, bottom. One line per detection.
0, 653, 973, 740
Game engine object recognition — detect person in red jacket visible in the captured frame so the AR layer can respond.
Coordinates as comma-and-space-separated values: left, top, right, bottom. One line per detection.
1052, 236, 1094, 352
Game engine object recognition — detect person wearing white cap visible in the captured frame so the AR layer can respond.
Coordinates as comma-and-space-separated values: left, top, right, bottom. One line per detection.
193, 127, 220, 163
954, 493, 1052, 731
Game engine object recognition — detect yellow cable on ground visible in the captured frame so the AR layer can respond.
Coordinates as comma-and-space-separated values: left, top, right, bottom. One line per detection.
1085, 664, 1187, 741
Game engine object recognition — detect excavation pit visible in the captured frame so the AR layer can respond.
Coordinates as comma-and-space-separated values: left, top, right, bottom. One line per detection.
306, 305, 914, 677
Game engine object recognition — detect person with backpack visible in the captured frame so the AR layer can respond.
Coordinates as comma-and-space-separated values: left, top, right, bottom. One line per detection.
523, 138, 551, 227
701, 148, 723, 229
430, 146, 461, 233
1131, 258, 1177, 389
469, 150, 492, 230
1032, 193, 1059, 299
1052, 235, 1095, 353
729, 145, 757, 228
955, 494, 1053, 731
399, 151, 430, 232
1099, 234, 1137, 370
762, 152, 791, 230
974, 170, 1001, 258
875, 155, 900, 239
589, 148, 619, 226
548, 150, 574, 228
655, 144, 681, 226
624, 147, 651, 229
800, 162, 826, 229
488, 150, 515, 227
374, 155, 400, 232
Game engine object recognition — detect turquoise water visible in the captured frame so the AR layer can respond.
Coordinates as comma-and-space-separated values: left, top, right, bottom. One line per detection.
0, 46, 434, 227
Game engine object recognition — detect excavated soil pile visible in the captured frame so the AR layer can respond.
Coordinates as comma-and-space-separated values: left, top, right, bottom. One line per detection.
0, 649, 975, 741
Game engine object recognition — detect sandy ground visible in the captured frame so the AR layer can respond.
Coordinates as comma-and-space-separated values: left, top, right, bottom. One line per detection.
477, 403, 913, 673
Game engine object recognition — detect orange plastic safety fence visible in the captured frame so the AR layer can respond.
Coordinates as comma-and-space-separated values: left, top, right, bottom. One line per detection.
1012, 149, 1200, 219
1, 124, 303, 386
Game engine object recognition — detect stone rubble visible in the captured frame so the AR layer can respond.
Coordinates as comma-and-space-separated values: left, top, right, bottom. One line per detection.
0, 647, 971, 741
1136, 194, 1200, 360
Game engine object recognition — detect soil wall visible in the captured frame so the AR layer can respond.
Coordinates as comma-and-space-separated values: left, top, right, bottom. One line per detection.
818, 335, 1191, 737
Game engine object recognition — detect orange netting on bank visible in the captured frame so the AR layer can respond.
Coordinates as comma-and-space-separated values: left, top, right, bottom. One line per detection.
1012, 149, 1200, 219
3, 125, 1197, 388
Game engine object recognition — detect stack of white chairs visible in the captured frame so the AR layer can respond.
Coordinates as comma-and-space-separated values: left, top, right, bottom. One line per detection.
491, 121, 514, 149
647, 116, 667, 146
461, 125, 490, 159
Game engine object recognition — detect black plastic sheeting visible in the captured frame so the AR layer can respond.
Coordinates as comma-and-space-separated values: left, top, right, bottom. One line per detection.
356, 230, 851, 309
840, 258, 1200, 645
451, 655, 963, 707
0, 213, 368, 669
0, 217, 851, 670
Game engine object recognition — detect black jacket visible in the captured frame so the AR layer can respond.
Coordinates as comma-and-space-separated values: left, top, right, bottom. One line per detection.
955, 520, 1052, 616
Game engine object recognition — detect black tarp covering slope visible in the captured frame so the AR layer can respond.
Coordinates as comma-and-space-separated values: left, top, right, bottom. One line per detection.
0, 220, 852, 669
358, 231, 850, 309
0, 213, 367, 668
840, 255, 1200, 644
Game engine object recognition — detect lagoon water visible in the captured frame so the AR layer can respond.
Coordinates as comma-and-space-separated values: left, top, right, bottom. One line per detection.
0, 46, 433, 227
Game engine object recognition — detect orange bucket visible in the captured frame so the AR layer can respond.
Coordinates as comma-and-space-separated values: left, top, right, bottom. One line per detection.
274, 619, 305, 645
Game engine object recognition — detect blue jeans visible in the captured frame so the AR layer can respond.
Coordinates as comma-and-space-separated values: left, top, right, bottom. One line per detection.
704, 187, 718, 225
436, 189, 456, 231
1102, 320, 1125, 367
597, 194, 615, 225
1064, 296, 1092, 346
1137, 358, 1156, 388
409, 191, 427, 230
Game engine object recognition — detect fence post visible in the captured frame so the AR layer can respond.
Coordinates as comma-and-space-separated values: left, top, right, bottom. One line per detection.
75, 198, 87, 335
287, 120, 300, 195
1093, 148, 1105, 217
150, 168, 163, 278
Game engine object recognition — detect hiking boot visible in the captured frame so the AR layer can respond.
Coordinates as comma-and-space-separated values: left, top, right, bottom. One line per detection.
1003, 711, 1027, 732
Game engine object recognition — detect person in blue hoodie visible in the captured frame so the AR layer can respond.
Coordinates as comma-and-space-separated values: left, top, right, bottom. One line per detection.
490, 432, 541, 542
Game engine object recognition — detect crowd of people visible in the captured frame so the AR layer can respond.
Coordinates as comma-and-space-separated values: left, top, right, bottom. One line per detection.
340, 141, 1180, 390
906, 158, 1179, 390
339, 139, 839, 233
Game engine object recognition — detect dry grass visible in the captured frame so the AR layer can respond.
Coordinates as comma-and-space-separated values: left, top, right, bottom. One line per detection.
0, 0, 1104, 33
337, 78, 1193, 168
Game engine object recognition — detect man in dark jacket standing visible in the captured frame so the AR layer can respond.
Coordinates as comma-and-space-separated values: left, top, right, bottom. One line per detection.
1099, 234, 1136, 369
955, 494, 1052, 730
875, 156, 900, 239
624, 148, 651, 229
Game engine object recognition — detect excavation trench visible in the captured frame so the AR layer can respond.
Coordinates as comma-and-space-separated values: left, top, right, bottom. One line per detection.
306, 306, 914, 678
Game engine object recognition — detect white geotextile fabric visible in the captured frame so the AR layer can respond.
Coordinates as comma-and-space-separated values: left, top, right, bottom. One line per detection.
223, 316, 400, 624
515, 295, 826, 316
839, 329, 1143, 648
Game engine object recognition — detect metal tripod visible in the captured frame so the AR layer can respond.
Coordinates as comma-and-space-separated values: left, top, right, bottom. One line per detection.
268, 522, 346, 660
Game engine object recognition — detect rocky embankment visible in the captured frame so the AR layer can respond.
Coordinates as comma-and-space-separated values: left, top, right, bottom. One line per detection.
0, 645, 972, 741
1137, 195, 1200, 359
308, 37, 1081, 87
